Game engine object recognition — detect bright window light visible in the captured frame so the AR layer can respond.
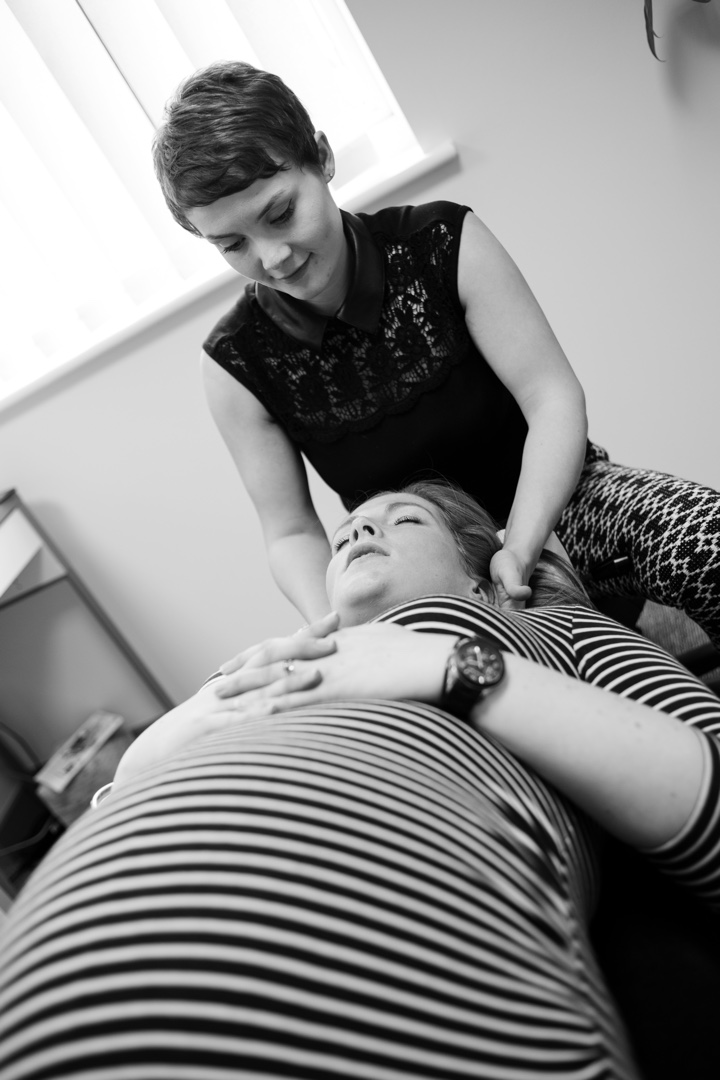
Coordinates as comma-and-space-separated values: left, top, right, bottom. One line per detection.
0, 0, 435, 406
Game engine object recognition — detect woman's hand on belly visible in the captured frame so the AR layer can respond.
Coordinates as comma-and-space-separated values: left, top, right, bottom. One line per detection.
111, 682, 268, 789
214, 623, 454, 715
112, 628, 333, 789
217, 611, 340, 683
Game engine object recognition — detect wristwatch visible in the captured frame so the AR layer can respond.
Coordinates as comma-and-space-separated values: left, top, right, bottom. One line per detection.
441, 636, 505, 719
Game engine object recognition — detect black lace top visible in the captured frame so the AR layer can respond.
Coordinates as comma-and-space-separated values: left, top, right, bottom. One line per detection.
203, 202, 529, 519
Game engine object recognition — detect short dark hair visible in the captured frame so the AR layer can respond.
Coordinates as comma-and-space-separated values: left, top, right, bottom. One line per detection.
152, 61, 321, 234
396, 479, 593, 610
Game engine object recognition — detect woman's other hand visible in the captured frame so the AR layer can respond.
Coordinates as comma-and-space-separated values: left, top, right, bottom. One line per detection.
112, 684, 252, 789
113, 663, 323, 789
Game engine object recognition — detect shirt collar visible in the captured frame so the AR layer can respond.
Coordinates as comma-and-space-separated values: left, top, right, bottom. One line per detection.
254, 210, 384, 347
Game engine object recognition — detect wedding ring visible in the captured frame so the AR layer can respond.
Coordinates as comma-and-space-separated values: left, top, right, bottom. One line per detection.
283, 660, 296, 675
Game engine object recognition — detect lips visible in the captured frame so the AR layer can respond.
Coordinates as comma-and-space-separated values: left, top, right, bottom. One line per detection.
277, 256, 310, 283
346, 542, 387, 567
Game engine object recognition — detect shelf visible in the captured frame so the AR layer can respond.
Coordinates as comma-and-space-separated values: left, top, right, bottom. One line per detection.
0, 488, 175, 899
0, 509, 65, 605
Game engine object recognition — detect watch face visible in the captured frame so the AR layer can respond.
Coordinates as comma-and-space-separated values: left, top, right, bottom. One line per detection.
442, 637, 505, 720
456, 640, 504, 688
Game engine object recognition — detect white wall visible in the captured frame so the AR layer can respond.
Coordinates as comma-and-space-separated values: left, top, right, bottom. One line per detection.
0, 0, 718, 714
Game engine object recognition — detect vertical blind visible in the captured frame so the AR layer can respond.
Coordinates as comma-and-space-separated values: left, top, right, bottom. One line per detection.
0, 0, 423, 403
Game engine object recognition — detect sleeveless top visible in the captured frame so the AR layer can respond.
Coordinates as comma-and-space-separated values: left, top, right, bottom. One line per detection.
203, 202, 530, 520
2, 599, 719, 1079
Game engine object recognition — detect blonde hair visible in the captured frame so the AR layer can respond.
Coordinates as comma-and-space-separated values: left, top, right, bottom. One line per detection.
395, 479, 592, 609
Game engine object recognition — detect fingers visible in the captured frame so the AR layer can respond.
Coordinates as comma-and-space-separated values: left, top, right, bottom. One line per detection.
236, 688, 321, 721
498, 594, 527, 612
220, 613, 339, 676
296, 611, 340, 638
214, 660, 322, 700
491, 576, 529, 597
240, 636, 336, 675
504, 583, 532, 600
218, 638, 328, 678
237, 668, 323, 710
210, 677, 323, 724
493, 578, 531, 612
219, 642, 266, 676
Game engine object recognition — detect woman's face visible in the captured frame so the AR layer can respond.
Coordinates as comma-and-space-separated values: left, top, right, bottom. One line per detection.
185, 134, 349, 316
326, 493, 480, 626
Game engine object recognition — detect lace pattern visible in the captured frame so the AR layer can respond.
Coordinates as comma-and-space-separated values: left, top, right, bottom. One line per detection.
215, 220, 474, 443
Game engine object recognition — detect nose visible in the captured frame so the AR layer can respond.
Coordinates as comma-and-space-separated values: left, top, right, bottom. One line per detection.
349, 515, 380, 543
258, 239, 292, 274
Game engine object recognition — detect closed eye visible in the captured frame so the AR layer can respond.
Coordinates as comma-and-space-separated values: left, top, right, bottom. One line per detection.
270, 203, 294, 226
220, 237, 245, 254
219, 204, 293, 254
332, 514, 422, 552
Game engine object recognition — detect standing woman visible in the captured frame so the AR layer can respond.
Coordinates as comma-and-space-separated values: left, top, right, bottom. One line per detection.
152, 61, 720, 643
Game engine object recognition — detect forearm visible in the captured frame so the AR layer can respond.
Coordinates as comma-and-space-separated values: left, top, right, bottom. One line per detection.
267, 527, 333, 622
503, 393, 587, 571
472, 653, 706, 850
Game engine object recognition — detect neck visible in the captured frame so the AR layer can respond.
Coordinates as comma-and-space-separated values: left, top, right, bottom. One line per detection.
308, 234, 352, 317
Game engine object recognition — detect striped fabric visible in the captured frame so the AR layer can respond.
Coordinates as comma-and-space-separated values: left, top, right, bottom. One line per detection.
1, 598, 719, 1079
378, 597, 720, 906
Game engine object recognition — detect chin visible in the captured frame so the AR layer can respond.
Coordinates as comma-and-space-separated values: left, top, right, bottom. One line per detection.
335, 587, 390, 626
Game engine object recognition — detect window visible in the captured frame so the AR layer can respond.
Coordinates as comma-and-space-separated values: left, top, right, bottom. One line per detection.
0, 0, 453, 407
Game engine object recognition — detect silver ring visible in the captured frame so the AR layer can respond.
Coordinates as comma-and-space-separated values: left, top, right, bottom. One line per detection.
283, 660, 296, 675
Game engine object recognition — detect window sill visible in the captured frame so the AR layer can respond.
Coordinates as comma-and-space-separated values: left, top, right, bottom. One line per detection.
2, 141, 457, 416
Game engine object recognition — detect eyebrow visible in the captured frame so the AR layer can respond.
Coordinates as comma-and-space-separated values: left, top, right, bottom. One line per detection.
205, 192, 289, 241
331, 500, 428, 538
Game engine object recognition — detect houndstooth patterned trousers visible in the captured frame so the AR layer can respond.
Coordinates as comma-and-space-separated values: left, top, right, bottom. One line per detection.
556, 443, 720, 649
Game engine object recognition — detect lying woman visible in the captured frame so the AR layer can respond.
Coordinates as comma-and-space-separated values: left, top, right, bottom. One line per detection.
1, 481, 719, 1080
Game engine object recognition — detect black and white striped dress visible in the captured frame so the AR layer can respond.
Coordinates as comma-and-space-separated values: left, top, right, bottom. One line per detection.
2, 598, 719, 1079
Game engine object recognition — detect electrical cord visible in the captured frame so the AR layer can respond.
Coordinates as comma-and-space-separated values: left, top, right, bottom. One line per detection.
0, 817, 58, 858
0, 719, 40, 780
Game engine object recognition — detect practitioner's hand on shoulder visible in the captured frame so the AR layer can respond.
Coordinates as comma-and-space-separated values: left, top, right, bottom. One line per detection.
490, 548, 532, 611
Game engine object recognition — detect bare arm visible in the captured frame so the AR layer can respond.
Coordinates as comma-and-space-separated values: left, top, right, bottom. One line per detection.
457, 213, 588, 606
203, 352, 332, 621
472, 652, 706, 850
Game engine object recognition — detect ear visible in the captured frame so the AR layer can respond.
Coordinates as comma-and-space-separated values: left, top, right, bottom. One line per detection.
314, 130, 335, 183
470, 577, 498, 606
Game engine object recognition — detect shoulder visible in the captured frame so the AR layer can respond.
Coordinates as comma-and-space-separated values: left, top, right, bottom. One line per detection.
570, 608, 720, 730
357, 201, 472, 242
202, 281, 257, 356
570, 608, 678, 671
374, 595, 577, 674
